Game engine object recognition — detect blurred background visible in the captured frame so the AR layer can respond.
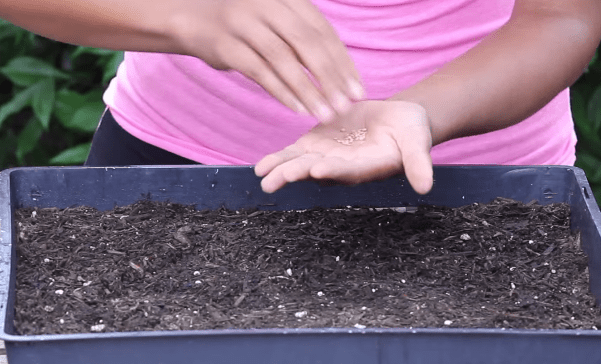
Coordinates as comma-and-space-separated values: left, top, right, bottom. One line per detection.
0, 19, 600, 205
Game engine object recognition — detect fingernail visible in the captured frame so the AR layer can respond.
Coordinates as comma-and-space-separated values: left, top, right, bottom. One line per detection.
347, 79, 365, 100
315, 102, 334, 122
420, 179, 433, 195
332, 92, 351, 114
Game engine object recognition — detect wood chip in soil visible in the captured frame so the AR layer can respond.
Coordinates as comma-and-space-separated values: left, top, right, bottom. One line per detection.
13, 197, 601, 335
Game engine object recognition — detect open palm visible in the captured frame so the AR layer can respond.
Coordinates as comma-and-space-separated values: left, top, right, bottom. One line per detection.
255, 100, 434, 194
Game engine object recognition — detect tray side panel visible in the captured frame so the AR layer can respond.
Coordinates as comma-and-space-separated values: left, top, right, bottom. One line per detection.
569, 168, 601, 301
6, 165, 578, 211
1, 165, 601, 364
5, 332, 601, 364
0, 170, 16, 337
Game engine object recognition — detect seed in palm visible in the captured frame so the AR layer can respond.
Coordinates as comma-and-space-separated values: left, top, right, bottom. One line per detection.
334, 128, 367, 146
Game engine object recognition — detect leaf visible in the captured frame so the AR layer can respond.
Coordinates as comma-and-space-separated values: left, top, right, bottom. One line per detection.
49, 142, 91, 165
25, 31, 37, 46
0, 131, 17, 167
0, 20, 19, 41
8, 25, 38, 47
584, 50, 599, 73
16, 117, 43, 164
68, 102, 104, 132
591, 51, 601, 73
71, 46, 116, 59
587, 84, 601, 133
572, 88, 601, 161
0, 84, 37, 129
0, 56, 69, 87
576, 131, 601, 162
0, 79, 57, 130
577, 151, 601, 188
54, 89, 87, 126
54, 89, 103, 132
102, 51, 124, 84
31, 78, 55, 129
571, 88, 589, 130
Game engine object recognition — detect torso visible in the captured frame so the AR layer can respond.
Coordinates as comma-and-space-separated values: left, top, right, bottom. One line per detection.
103, 0, 576, 166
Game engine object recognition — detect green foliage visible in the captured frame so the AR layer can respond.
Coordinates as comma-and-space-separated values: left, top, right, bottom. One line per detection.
572, 47, 601, 206
0, 18, 122, 167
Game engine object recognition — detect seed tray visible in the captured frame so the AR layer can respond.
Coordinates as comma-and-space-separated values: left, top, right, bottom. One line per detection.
0, 165, 600, 364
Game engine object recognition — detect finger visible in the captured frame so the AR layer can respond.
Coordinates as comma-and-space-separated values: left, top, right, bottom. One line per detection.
255, 145, 305, 177
266, 4, 364, 115
221, 37, 311, 114
401, 148, 433, 195
260, 153, 323, 193
280, 0, 364, 100
310, 153, 402, 185
397, 130, 434, 195
238, 22, 336, 121
269, 17, 355, 116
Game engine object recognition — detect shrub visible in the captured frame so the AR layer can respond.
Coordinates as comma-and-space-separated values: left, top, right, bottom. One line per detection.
571, 48, 601, 205
0, 18, 122, 167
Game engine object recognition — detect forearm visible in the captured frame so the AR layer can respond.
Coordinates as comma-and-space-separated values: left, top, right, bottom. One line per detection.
0, 0, 186, 54
0, 0, 363, 120
391, 1, 601, 146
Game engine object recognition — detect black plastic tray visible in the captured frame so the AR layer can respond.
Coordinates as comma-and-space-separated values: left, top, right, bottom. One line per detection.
0, 165, 600, 364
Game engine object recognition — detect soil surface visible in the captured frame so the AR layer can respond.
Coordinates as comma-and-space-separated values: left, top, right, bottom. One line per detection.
13, 198, 601, 335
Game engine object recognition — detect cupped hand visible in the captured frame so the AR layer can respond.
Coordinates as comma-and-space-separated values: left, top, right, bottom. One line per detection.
255, 100, 434, 195
174, 0, 364, 122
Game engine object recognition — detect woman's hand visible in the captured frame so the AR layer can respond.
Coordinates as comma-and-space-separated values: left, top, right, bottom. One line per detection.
255, 100, 434, 194
174, 0, 364, 122
0, 0, 364, 122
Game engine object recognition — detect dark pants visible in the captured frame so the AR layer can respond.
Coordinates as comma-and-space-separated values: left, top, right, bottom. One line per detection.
85, 109, 198, 166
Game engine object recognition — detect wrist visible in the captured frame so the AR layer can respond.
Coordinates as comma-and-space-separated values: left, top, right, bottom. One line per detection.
387, 93, 449, 147
388, 70, 485, 147
162, 4, 204, 56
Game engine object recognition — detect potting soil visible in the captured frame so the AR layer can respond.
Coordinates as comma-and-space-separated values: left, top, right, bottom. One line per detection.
13, 197, 601, 335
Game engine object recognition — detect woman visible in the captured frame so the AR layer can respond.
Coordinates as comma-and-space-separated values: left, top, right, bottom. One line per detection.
1, 0, 600, 194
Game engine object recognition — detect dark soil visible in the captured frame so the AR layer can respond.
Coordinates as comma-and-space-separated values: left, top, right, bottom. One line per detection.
13, 198, 601, 335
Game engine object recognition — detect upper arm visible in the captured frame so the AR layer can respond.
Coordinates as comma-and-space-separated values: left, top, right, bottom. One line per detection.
508, 0, 601, 65
512, 0, 601, 37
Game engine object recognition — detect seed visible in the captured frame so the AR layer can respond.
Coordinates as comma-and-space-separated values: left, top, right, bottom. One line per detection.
90, 324, 105, 332
334, 128, 368, 146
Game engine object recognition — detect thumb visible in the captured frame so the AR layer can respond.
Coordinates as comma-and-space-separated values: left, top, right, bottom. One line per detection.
393, 112, 433, 194
402, 148, 433, 195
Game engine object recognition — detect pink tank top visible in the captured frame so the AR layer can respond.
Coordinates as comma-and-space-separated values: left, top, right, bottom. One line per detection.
103, 0, 576, 166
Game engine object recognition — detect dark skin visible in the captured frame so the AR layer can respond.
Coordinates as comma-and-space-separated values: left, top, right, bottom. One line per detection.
256, 0, 601, 194
0, 0, 363, 121
2, 0, 599, 195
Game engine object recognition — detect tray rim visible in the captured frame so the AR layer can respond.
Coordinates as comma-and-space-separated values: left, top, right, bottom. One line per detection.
1, 164, 600, 343
2, 325, 601, 343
